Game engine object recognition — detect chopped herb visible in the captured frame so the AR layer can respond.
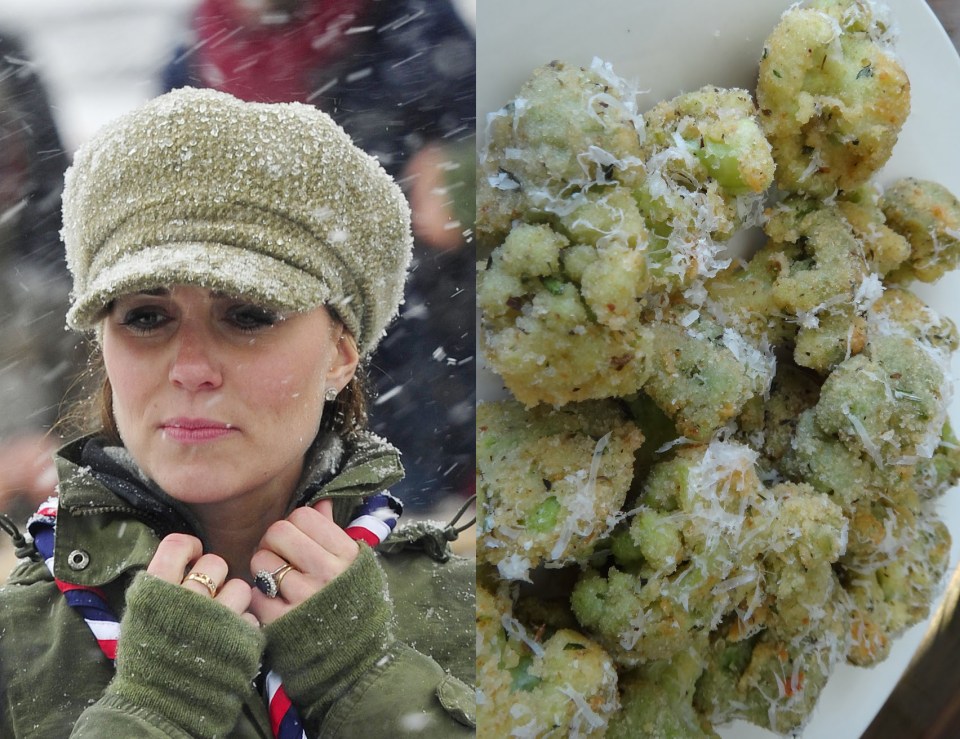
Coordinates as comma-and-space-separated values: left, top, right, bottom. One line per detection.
542, 276, 565, 295
509, 655, 542, 692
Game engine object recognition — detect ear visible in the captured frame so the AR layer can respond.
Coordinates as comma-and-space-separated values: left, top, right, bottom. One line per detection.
325, 330, 360, 393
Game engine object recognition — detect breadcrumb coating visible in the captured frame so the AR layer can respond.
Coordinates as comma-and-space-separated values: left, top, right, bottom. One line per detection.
477, 399, 644, 581
757, 0, 910, 197
477, 585, 620, 738
882, 177, 960, 282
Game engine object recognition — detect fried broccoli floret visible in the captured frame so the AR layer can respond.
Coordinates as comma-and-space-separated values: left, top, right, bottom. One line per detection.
609, 644, 719, 739
642, 87, 774, 198
781, 408, 898, 508
709, 197, 879, 373
635, 85, 774, 286
771, 283, 956, 670
814, 333, 949, 463
478, 215, 776, 416
644, 309, 775, 441
870, 285, 959, 353
763, 199, 880, 371
702, 245, 796, 351
757, 0, 910, 197
914, 421, 960, 500
695, 490, 851, 734
477, 585, 620, 738
478, 221, 652, 406
573, 441, 847, 679
803, 289, 954, 469
572, 441, 768, 666
704, 188, 909, 374
881, 177, 960, 282
760, 484, 849, 632
695, 599, 851, 735
736, 361, 823, 474
837, 184, 912, 276
843, 508, 950, 665
476, 399, 644, 581
477, 74, 779, 408
477, 58, 645, 245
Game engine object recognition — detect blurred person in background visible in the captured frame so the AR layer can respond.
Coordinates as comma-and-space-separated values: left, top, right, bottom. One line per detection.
163, 0, 476, 513
0, 31, 83, 514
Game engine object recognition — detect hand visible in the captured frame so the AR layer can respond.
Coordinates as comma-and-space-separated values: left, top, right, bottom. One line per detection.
147, 533, 258, 627
248, 499, 360, 626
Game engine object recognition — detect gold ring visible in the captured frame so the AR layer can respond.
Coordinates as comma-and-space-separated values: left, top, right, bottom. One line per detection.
185, 571, 219, 597
254, 563, 297, 598
273, 564, 295, 591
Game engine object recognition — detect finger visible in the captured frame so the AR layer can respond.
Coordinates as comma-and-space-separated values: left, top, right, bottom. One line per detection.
147, 533, 204, 583
247, 564, 325, 626
214, 578, 254, 615
248, 551, 297, 625
250, 550, 314, 605
312, 497, 333, 519
248, 587, 289, 626
249, 550, 289, 585
241, 612, 260, 629
287, 506, 360, 559
260, 518, 357, 577
181, 553, 228, 598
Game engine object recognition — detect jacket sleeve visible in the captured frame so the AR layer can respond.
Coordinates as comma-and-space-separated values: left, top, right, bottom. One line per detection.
70, 572, 265, 739
263, 544, 476, 737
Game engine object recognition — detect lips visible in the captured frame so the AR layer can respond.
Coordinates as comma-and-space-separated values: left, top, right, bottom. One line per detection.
160, 418, 237, 443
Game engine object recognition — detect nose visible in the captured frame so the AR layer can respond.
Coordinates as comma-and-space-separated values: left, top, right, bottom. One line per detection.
168, 322, 223, 391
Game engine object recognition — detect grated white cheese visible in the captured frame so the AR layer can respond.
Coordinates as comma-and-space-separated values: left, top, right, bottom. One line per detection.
841, 403, 884, 467
559, 684, 608, 736
549, 433, 612, 560
501, 613, 545, 657
497, 553, 534, 582
721, 327, 776, 394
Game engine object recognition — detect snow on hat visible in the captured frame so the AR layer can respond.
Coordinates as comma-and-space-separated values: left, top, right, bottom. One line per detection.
62, 86, 412, 355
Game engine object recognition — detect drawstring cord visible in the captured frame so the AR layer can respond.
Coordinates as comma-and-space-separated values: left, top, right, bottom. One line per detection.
443, 494, 476, 542
376, 494, 476, 562
0, 512, 41, 561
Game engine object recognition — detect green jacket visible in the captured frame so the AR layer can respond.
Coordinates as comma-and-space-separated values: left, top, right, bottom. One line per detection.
0, 434, 475, 737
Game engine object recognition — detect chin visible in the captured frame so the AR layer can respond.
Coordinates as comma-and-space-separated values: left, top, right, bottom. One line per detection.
150, 464, 240, 504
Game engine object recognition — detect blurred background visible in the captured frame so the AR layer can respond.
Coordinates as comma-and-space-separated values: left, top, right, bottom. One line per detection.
0, 0, 477, 572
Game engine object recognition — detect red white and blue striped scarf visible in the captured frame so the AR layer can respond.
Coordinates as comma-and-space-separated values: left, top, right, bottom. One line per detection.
28, 492, 403, 739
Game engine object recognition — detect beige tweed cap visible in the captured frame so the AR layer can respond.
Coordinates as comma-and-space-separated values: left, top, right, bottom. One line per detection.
62, 87, 412, 355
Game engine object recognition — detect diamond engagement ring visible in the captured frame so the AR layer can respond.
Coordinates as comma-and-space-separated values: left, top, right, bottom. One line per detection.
254, 563, 296, 598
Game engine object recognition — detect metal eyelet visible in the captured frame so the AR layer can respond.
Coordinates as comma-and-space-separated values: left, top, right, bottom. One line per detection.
67, 549, 90, 571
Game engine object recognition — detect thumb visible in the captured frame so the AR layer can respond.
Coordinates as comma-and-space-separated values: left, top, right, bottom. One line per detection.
312, 497, 334, 520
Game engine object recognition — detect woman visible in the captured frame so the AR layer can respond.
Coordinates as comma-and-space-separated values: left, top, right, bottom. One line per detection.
161, 0, 479, 512
0, 87, 475, 737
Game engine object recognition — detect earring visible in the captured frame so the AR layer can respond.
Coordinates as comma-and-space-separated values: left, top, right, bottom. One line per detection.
324, 387, 338, 403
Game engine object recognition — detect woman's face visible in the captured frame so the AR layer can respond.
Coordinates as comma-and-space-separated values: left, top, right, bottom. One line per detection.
101, 285, 358, 509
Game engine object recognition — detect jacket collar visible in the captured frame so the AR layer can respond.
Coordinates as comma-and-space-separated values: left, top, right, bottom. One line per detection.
50, 431, 404, 587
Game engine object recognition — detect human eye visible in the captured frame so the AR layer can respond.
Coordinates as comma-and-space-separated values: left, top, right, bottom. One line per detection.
116, 305, 173, 335
225, 303, 281, 333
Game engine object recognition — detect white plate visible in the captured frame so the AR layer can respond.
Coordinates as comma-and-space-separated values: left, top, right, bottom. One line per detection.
476, 1, 960, 736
